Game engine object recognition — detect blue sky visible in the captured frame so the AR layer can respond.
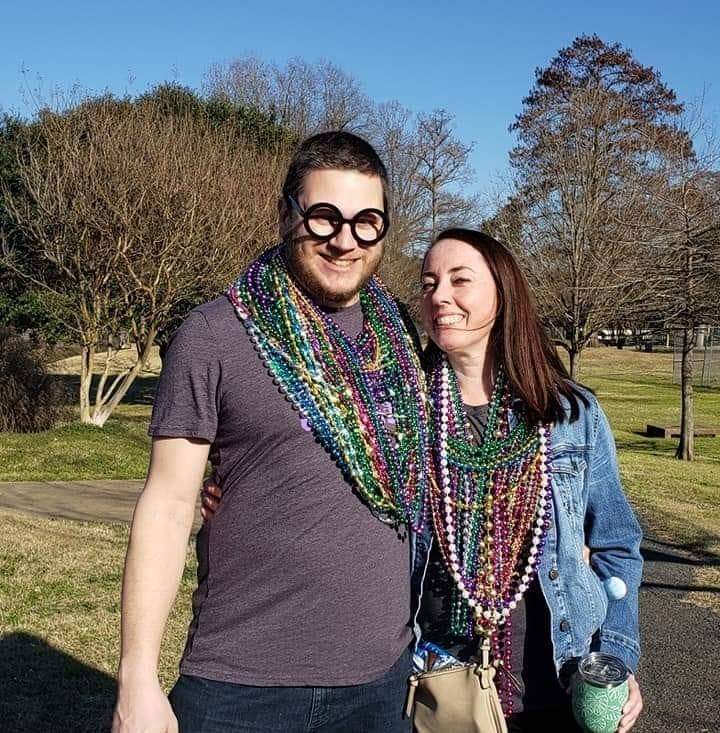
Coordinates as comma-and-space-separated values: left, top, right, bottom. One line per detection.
3, 1, 719, 196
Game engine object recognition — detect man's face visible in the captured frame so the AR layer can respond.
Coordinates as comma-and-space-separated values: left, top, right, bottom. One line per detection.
283, 169, 385, 308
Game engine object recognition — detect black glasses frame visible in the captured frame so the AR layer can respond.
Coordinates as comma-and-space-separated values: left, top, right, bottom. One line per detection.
286, 195, 389, 245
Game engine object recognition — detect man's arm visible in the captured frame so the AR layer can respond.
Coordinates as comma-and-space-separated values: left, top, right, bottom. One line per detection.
112, 436, 209, 733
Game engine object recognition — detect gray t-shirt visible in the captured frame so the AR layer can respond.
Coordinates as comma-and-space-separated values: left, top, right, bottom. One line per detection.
149, 296, 412, 686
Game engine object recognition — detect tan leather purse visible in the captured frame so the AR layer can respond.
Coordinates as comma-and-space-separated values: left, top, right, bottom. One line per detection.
405, 640, 508, 733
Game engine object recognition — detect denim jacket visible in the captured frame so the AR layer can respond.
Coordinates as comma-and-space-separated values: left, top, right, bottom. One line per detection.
410, 390, 643, 677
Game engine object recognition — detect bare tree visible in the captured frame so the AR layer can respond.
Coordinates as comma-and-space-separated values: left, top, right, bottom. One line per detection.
204, 60, 481, 307
509, 35, 687, 378
2, 98, 288, 426
632, 111, 720, 459
203, 56, 370, 137
362, 101, 424, 304
416, 109, 474, 241
203, 55, 273, 112
315, 60, 371, 132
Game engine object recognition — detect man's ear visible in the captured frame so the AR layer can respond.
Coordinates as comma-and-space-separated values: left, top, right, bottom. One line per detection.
278, 196, 291, 243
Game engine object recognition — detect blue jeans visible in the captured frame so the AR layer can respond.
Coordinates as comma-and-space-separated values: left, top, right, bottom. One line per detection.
169, 648, 413, 732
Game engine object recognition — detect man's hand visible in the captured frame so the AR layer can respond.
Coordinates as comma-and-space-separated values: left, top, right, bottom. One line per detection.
200, 479, 222, 521
112, 677, 177, 733
617, 674, 643, 732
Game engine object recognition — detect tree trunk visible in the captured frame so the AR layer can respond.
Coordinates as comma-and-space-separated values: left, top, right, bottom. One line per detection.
675, 325, 695, 461
568, 347, 581, 381
79, 345, 95, 424
87, 363, 141, 427
88, 326, 158, 428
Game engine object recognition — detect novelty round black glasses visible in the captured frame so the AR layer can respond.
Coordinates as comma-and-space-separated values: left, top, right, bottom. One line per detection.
286, 195, 389, 245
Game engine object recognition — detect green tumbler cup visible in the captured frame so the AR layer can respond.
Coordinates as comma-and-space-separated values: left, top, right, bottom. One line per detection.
572, 653, 629, 733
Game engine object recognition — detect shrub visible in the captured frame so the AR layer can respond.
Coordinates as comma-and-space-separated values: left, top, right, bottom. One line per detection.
0, 327, 69, 432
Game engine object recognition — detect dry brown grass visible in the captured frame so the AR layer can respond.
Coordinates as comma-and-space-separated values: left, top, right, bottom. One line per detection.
0, 510, 195, 731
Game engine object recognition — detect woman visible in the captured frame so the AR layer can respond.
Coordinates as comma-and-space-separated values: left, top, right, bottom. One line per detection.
412, 229, 643, 731
202, 228, 644, 731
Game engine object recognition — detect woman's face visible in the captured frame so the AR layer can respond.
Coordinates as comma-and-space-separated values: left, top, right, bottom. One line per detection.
420, 238, 499, 355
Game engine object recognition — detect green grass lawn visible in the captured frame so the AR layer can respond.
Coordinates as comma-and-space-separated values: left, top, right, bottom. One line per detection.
0, 369, 156, 481
0, 405, 152, 481
576, 348, 720, 556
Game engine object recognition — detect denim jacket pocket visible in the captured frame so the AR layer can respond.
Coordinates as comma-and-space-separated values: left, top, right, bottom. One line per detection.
550, 451, 587, 519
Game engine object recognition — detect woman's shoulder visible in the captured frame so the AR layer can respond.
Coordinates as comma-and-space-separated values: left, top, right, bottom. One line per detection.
553, 384, 602, 446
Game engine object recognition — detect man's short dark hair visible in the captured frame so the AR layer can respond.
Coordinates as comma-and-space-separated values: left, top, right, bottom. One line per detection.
282, 131, 390, 207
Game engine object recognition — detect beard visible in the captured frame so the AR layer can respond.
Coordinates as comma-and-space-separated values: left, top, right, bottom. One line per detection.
284, 240, 384, 308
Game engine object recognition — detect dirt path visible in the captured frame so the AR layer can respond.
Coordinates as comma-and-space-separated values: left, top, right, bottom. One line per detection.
0, 480, 202, 533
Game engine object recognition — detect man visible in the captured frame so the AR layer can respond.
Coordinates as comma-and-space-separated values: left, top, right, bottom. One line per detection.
112, 132, 431, 733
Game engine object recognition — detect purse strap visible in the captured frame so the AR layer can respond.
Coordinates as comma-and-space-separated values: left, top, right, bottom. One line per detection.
474, 638, 494, 690
477, 637, 523, 695
479, 637, 491, 670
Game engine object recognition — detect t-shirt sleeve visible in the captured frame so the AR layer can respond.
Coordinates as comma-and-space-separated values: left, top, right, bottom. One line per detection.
149, 310, 220, 442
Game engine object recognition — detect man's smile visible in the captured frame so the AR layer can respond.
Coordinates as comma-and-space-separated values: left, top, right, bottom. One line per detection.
319, 254, 360, 271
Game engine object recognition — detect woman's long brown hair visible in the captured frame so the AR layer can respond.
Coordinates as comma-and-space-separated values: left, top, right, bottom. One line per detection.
422, 228, 588, 424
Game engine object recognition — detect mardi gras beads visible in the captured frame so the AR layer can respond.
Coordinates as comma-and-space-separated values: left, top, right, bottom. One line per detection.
428, 354, 553, 712
228, 245, 432, 530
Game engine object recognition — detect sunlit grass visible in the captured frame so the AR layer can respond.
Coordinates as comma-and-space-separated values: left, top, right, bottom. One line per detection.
0, 510, 195, 732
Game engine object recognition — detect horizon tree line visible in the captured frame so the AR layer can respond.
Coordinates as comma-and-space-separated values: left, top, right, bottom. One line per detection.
1, 37, 719, 460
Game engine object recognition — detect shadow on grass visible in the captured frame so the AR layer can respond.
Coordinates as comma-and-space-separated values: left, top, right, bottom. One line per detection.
637, 501, 720, 557
51, 374, 160, 407
618, 434, 677, 456
0, 632, 116, 732
642, 581, 719, 593
618, 432, 720, 459
641, 535, 720, 566
642, 546, 720, 567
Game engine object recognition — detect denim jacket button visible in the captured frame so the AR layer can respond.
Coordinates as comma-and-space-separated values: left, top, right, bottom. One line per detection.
560, 619, 571, 632
549, 568, 559, 580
